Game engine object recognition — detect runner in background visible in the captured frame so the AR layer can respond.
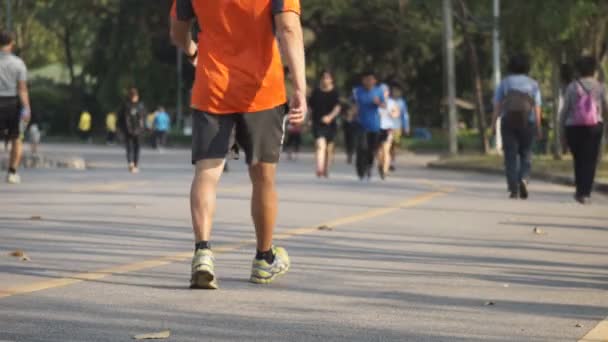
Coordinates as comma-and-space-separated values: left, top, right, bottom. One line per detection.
78, 110, 92, 143
153, 106, 171, 150
0, 31, 31, 184
390, 86, 410, 172
105, 111, 117, 145
377, 84, 399, 180
118, 87, 146, 174
352, 71, 385, 180
341, 102, 356, 164
309, 70, 341, 178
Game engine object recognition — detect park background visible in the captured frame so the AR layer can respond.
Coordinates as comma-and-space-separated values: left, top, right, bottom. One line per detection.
3, 0, 608, 159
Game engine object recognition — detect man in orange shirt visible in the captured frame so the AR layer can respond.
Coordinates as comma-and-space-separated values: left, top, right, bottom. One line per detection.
171, 0, 306, 289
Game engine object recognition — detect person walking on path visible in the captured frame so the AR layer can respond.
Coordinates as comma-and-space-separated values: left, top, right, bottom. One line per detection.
341, 103, 356, 164
0, 31, 31, 184
309, 70, 341, 178
352, 71, 385, 180
560, 56, 608, 204
491, 54, 543, 199
78, 110, 92, 143
26, 110, 41, 155
105, 111, 117, 145
377, 84, 399, 180
153, 106, 171, 150
171, 0, 305, 289
390, 86, 410, 172
118, 87, 145, 174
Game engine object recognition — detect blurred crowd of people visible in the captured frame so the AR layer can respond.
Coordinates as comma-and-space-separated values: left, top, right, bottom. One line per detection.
283, 70, 410, 181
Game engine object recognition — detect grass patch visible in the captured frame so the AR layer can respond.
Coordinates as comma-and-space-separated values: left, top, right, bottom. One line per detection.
436, 154, 608, 181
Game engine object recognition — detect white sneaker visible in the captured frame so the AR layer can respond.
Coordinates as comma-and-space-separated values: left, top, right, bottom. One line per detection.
6, 173, 21, 184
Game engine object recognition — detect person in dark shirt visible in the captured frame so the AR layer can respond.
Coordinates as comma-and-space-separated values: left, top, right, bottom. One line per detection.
309, 70, 341, 178
118, 87, 146, 174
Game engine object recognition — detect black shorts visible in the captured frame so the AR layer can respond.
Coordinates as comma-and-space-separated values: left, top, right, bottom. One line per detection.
313, 124, 337, 143
192, 105, 287, 165
0, 97, 20, 140
379, 129, 392, 144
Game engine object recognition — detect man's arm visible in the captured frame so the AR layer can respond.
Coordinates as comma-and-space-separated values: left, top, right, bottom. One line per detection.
534, 87, 543, 139
275, 11, 306, 124
18, 80, 30, 119
170, 0, 197, 65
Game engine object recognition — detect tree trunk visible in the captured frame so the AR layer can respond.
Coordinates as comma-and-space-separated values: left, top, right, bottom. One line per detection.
64, 26, 76, 88
457, 0, 489, 154
63, 26, 78, 134
551, 60, 563, 160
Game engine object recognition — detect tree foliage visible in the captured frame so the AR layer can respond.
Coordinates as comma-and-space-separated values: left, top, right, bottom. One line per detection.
3, 0, 606, 138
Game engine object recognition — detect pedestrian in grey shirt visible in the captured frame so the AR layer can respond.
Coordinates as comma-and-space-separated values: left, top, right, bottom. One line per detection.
0, 31, 31, 184
560, 56, 608, 204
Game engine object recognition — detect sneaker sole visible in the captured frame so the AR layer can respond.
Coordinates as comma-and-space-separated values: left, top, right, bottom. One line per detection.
249, 265, 290, 285
190, 270, 218, 290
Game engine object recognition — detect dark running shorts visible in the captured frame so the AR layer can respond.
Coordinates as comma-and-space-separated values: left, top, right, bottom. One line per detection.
379, 129, 392, 143
0, 97, 20, 140
313, 124, 337, 143
192, 104, 287, 165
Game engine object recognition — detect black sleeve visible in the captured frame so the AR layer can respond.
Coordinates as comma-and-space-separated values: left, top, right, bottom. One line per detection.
332, 89, 340, 107
309, 90, 317, 112
176, 0, 195, 21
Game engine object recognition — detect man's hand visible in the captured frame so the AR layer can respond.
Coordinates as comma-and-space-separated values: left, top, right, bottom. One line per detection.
20, 107, 31, 122
288, 90, 307, 125
321, 115, 333, 125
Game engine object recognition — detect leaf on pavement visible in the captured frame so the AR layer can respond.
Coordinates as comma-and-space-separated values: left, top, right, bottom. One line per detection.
484, 301, 495, 306
533, 227, 546, 235
318, 225, 333, 231
9, 250, 24, 257
30, 215, 42, 220
575, 323, 583, 328
133, 330, 171, 340
8, 250, 31, 261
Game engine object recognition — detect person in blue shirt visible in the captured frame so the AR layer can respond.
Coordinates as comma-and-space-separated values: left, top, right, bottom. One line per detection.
153, 106, 171, 149
491, 54, 543, 199
390, 86, 410, 172
352, 71, 386, 180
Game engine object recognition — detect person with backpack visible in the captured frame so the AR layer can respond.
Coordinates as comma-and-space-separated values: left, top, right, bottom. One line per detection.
118, 87, 146, 174
560, 56, 608, 204
491, 54, 543, 199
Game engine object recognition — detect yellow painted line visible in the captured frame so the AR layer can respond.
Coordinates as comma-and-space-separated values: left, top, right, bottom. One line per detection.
0, 186, 451, 300
579, 318, 608, 342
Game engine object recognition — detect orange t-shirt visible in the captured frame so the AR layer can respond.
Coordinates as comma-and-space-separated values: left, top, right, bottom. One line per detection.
172, 0, 301, 114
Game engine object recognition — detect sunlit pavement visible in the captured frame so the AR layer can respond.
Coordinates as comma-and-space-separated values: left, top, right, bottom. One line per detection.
1, 143, 607, 342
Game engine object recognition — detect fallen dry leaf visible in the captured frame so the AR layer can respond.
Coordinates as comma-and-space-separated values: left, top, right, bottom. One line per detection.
318, 225, 333, 231
533, 227, 545, 235
9, 250, 24, 257
484, 301, 496, 306
30, 215, 42, 220
9, 250, 31, 262
575, 323, 583, 328
133, 330, 171, 340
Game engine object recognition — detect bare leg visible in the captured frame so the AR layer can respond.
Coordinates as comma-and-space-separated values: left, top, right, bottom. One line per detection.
190, 159, 225, 242
9, 138, 22, 170
249, 162, 277, 252
315, 137, 326, 176
325, 142, 335, 177
382, 140, 392, 175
